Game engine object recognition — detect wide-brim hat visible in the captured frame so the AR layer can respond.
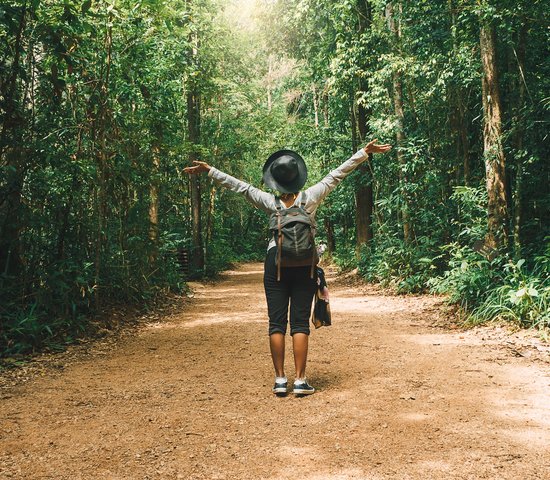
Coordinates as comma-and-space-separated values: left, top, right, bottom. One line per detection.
262, 149, 307, 193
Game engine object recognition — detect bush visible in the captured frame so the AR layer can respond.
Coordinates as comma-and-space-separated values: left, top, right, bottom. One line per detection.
427, 243, 501, 309
429, 245, 550, 329
358, 236, 443, 293
332, 246, 358, 272
470, 258, 550, 328
426, 186, 549, 328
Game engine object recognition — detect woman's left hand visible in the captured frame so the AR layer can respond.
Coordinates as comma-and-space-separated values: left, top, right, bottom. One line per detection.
363, 139, 392, 154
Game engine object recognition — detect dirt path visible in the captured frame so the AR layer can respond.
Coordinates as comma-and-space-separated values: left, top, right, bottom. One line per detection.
1, 263, 549, 479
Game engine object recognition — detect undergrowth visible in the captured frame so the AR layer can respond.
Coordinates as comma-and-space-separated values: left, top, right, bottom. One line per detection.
334, 186, 550, 330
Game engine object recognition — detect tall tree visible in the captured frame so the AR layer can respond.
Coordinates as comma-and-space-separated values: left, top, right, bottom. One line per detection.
386, 1, 413, 243
354, 0, 374, 255
479, 3, 508, 250
94, 12, 114, 308
0, 3, 27, 277
448, 0, 471, 185
188, 34, 204, 273
510, 21, 527, 256
149, 142, 161, 266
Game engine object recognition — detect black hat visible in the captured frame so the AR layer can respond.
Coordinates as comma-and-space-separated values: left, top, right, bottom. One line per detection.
262, 150, 307, 193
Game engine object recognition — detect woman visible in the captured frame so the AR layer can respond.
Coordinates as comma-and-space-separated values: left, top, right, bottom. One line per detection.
184, 139, 391, 396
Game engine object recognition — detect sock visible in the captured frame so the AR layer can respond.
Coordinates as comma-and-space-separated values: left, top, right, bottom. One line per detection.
275, 376, 287, 383
294, 377, 306, 385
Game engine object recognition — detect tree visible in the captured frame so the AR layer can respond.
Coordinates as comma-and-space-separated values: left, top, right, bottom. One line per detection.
354, 0, 374, 255
479, 2, 508, 250
386, 1, 413, 243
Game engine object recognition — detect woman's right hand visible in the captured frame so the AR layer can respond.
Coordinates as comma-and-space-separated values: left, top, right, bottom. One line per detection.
183, 160, 211, 175
363, 139, 392, 155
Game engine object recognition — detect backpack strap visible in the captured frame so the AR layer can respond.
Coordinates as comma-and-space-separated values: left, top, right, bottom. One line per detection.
309, 228, 316, 279
298, 191, 315, 278
274, 196, 283, 281
303, 191, 316, 278
277, 211, 282, 281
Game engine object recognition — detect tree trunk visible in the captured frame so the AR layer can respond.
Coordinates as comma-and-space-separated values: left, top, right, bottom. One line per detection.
355, 99, 374, 251
188, 88, 203, 274
148, 143, 160, 266
320, 151, 336, 255
187, 24, 204, 275
354, 0, 374, 257
267, 56, 273, 112
449, 0, 471, 185
458, 95, 471, 185
205, 185, 216, 251
0, 3, 26, 154
0, 5, 27, 277
387, 2, 413, 243
351, 94, 358, 152
0, 151, 24, 276
322, 90, 329, 127
511, 23, 527, 256
312, 83, 319, 128
324, 216, 336, 254
480, 19, 508, 250
94, 19, 113, 309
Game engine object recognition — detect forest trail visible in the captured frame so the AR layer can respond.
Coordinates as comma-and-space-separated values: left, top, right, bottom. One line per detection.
1, 263, 549, 480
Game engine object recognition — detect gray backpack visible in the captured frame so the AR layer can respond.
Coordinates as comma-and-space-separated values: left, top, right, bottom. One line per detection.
268, 192, 318, 281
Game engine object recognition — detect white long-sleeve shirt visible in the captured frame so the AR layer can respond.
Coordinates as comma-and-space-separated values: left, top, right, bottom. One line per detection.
207, 148, 369, 250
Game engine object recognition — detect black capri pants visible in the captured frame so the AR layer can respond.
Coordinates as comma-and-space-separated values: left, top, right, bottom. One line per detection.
263, 247, 318, 336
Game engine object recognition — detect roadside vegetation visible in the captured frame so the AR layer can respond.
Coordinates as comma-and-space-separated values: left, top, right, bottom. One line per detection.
1, 0, 548, 355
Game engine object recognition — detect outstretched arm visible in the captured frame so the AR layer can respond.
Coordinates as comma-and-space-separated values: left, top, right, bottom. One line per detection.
183, 160, 273, 213
305, 139, 391, 206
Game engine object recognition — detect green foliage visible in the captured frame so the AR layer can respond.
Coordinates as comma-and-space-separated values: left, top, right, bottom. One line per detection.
3, 303, 52, 356
332, 246, 358, 272
430, 249, 550, 329
427, 186, 548, 327
471, 258, 550, 328
359, 236, 443, 294
0, 0, 221, 355
428, 244, 501, 308
1, 0, 549, 356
